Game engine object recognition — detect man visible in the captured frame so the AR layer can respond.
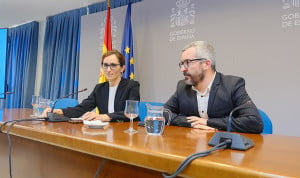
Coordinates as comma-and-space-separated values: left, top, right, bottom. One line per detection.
165, 41, 263, 133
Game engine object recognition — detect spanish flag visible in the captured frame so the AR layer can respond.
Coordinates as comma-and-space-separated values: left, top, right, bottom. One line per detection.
121, 2, 135, 79
98, 0, 112, 83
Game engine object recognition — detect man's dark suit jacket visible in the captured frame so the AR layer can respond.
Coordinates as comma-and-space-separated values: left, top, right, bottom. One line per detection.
63, 78, 140, 122
165, 72, 263, 133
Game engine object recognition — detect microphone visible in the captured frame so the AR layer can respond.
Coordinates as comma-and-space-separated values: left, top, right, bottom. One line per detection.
227, 101, 251, 132
46, 88, 87, 122
0, 91, 14, 95
50, 88, 87, 112
208, 101, 254, 151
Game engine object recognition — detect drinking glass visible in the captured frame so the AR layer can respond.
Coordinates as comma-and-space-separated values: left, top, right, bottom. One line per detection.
124, 100, 139, 134
37, 98, 52, 117
31, 95, 39, 118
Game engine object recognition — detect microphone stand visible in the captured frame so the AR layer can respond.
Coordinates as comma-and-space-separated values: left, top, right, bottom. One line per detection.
46, 88, 87, 122
0, 92, 14, 95
208, 101, 254, 151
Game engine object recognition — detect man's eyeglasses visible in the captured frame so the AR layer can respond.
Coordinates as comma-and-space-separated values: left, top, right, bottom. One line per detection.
178, 58, 207, 69
102, 63, 121, 70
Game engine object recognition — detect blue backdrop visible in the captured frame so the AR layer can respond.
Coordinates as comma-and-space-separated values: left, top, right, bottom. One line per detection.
0, 28, 7, 99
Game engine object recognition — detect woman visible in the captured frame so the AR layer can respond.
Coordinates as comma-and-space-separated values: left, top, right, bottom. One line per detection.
43, 50, 140, 122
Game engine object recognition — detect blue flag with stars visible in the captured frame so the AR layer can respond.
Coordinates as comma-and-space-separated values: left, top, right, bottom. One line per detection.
121, 2, 134, 79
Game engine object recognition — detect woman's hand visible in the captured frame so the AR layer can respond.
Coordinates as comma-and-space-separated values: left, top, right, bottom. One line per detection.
42, 108, 63, 117
82, 112, 111, 122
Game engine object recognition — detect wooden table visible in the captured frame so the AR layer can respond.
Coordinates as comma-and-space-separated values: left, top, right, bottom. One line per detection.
1, 108, 300, 178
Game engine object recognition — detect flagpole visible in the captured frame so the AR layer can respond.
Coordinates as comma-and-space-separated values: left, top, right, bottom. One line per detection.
98, 0, 112, 83
107, 0, 110, 8
97, 0, 113, 115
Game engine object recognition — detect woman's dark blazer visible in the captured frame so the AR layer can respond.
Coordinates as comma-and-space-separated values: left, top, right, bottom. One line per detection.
63, 78, 140, 122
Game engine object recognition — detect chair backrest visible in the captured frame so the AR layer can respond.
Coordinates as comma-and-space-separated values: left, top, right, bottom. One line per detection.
139, 101, 164, 122
258, 109, 273, 134
54, 98, 79, 109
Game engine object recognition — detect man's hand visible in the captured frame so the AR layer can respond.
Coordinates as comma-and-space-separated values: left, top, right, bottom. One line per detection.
187, 116, 207, 126
186, 116, 217, 131
82, 112, 111, 122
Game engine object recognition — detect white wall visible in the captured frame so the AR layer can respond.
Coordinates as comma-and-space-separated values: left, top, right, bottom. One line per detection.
35, 21, 46, 95
80, 0, 300, 136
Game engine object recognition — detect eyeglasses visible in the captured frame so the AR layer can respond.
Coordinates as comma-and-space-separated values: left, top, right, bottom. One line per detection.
102, 63, 121, 70
178, 58, 207, 69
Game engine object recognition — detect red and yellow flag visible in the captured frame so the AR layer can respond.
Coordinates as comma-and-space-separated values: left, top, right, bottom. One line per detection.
98, 0, 112, 83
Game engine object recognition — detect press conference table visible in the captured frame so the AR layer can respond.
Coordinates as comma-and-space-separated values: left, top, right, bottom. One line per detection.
0, 109, 300, 178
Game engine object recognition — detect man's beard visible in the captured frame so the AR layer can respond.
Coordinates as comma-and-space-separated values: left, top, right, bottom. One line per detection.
183, 70, 205, 86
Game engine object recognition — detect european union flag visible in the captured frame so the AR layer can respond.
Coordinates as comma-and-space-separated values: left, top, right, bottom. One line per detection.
121, 2, 134, 79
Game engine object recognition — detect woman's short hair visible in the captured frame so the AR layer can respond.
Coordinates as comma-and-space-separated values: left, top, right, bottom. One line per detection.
101, 49, 125, 66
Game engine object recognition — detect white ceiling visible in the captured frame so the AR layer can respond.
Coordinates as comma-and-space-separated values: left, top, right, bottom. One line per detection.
0, 0, 103, 28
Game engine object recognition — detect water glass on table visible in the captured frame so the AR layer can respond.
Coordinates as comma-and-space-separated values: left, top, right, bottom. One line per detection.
37, 98, 52, 117
124, 100, 139, 134
31, 95, 40, 118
